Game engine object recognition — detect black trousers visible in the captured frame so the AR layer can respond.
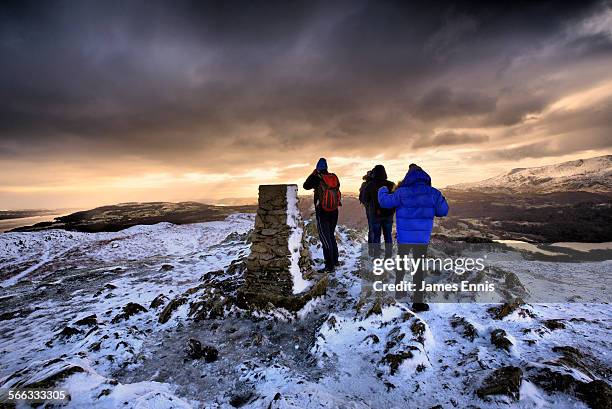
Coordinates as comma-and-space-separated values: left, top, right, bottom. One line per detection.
396, 244, 428, 303
370, 213, 394, 259
315, 207, 339, 269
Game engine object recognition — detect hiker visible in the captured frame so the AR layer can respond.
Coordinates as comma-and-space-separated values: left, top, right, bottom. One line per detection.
303, 158, 341, 272
363, 165, 395, 258
378, 163, 449, 312
359, 169, 374, 247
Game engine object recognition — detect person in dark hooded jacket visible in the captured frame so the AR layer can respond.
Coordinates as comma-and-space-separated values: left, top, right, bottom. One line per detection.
378, 164, 448, 312
359, 169, 374, 249
359, 170, 373, 206
363, 165, 395, 258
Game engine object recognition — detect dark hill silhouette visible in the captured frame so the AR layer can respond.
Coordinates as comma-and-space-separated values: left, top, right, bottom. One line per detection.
11, 201, 256, 233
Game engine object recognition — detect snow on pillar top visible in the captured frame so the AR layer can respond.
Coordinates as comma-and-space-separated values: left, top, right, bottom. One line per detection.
286, 185, 311, 294
244, 184, 312, 297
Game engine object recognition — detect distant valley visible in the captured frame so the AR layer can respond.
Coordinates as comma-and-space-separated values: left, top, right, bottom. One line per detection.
439, 155, 612, 242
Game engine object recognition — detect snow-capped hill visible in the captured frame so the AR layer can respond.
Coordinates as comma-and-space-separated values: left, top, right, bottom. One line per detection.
451, 155, 612, 193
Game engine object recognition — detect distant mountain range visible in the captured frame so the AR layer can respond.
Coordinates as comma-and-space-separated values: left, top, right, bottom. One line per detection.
7, 156, 611, 241
450, 155, 612, 194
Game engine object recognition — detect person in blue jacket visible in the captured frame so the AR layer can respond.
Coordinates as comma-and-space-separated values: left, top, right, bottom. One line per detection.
378, 163, 449, 312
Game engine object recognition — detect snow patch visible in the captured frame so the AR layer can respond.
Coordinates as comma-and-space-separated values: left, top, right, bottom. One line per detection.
519, 380, 548, 409
287, 185, 311, 294
297, 296, 324, 320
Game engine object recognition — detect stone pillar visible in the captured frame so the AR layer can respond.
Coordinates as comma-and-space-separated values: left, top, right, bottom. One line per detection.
238, 184, 326, 310
245, 184, 295, 296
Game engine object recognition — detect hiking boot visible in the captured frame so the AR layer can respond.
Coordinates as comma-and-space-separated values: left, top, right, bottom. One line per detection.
412, 302, 429, 312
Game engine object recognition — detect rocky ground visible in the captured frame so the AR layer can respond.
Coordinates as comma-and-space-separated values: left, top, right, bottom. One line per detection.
0, 213, 611, 408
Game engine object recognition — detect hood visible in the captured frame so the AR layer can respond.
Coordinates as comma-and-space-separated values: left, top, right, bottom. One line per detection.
316, 157, 328, 171
401, 167, 431, 187
372, 164, 387, 180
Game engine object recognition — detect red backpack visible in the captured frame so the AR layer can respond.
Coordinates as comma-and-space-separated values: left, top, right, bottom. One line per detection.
318, 173, 341, 212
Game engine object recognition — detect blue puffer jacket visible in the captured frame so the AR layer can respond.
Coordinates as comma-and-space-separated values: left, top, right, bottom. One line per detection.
378, 168, 449, 244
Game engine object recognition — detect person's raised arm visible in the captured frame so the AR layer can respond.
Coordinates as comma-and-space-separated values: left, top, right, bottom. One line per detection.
359, 182, 367, 205
434, 190, 449, 217
363, 181, 373, 206
377, 186, 400, 208
303, 170, 319, 190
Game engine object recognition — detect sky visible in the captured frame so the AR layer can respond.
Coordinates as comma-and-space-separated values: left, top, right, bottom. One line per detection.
1, 0, 612, 209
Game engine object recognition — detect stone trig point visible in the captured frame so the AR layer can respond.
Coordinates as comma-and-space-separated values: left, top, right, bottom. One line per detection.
237, 184, 327, 310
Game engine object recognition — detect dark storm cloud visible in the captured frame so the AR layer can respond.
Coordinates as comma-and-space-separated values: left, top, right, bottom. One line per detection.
487, 141, 555, 161
414, 87, 495, 119
413, 131, 489, 148
0, 0, 610, 166
485, 93, 612, 161
485, 128, 612, 161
